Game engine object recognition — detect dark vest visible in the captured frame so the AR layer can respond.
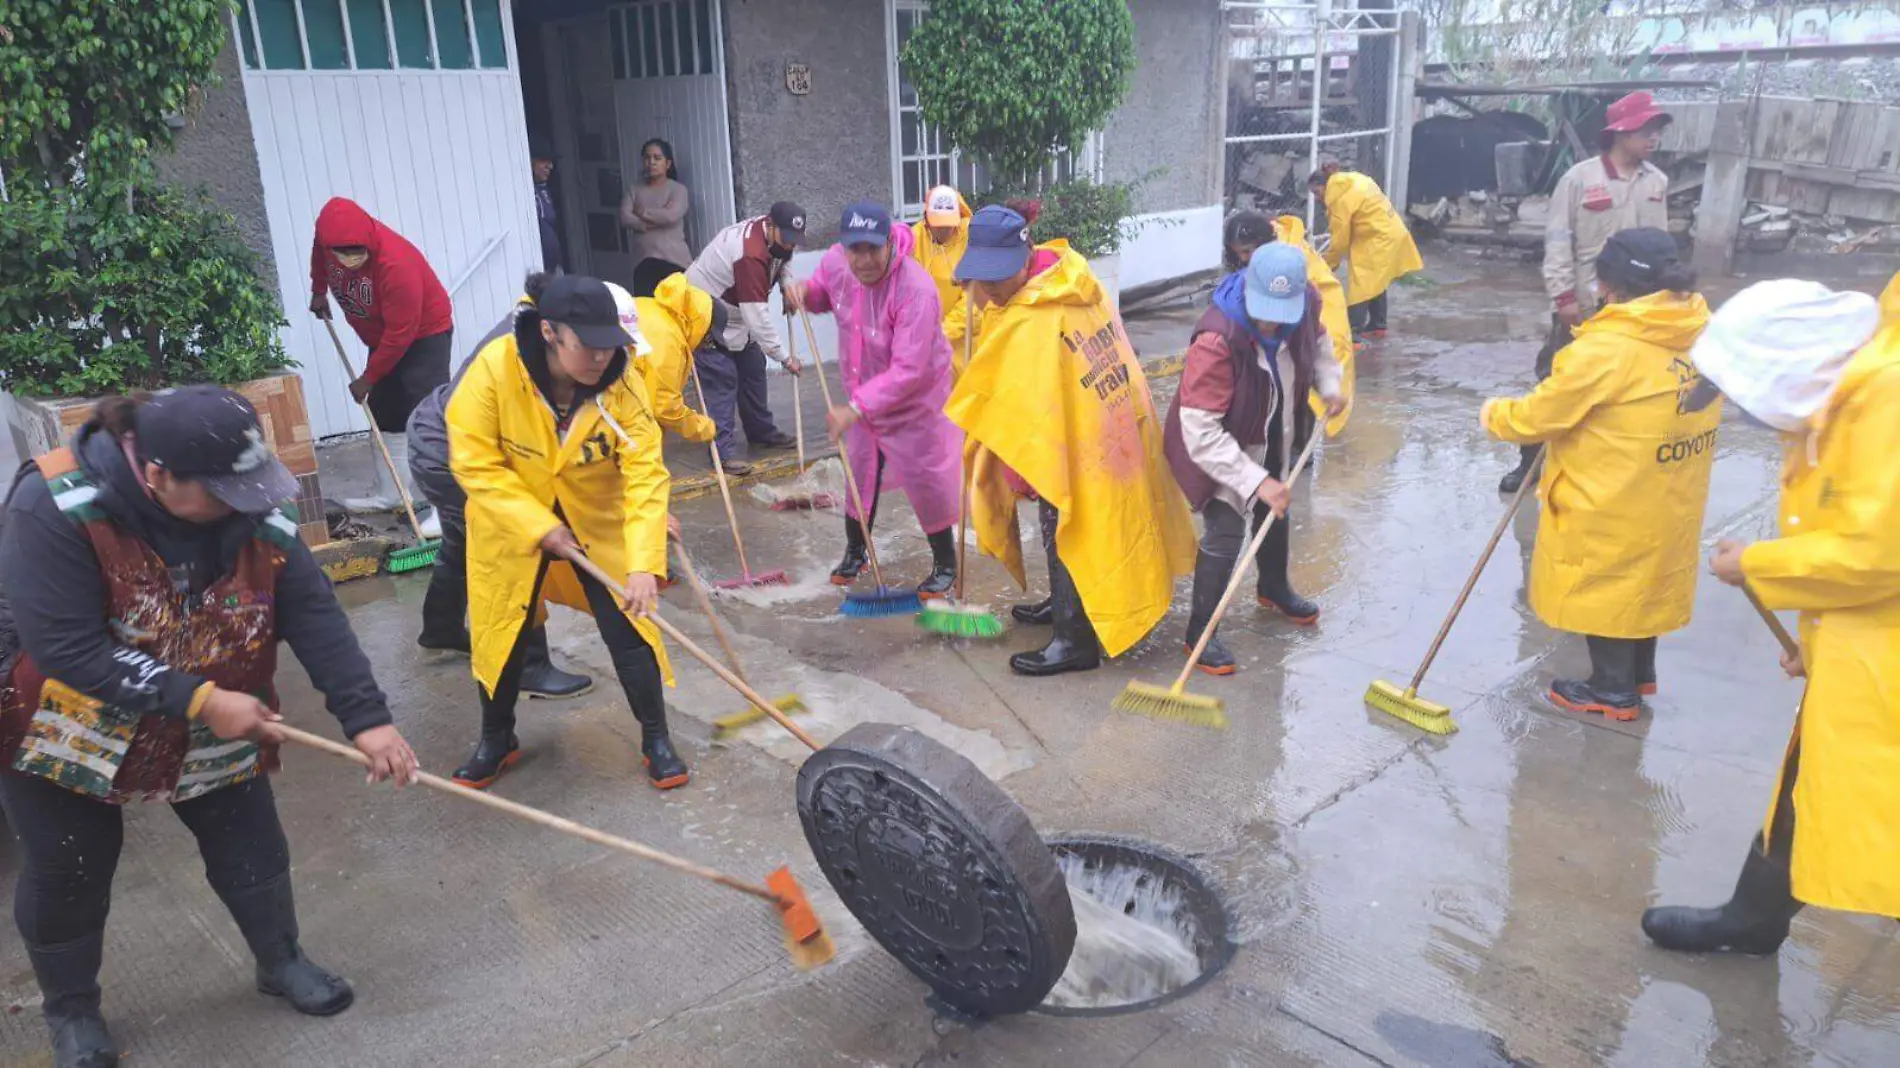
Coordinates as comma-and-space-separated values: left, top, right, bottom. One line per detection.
1, 448, 295, 803
1163, 306, 1282, 511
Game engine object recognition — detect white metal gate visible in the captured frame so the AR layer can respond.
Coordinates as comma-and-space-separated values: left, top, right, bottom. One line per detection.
609, 0, 737, 254
1223, 1, 1419, 236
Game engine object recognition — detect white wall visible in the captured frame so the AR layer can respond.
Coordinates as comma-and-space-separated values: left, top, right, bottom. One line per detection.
1118, 205, 1224, 292
243, 66, 539, 438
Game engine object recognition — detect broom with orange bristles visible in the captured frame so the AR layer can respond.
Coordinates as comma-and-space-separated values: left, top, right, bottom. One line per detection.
278, 724, 834, 969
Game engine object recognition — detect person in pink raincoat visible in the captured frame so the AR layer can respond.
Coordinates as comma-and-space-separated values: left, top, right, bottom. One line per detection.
785, 201, 962, 597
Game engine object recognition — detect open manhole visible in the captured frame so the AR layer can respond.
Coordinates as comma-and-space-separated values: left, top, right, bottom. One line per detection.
1037, 836, 1236, 1017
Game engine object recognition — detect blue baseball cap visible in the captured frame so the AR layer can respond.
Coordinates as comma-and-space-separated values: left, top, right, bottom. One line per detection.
1244, 244, 1308, 324
955, 205, 1033, 282
838, 201, 893, 247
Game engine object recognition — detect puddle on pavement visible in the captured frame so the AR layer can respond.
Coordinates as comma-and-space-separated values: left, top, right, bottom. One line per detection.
1040, 837, 1233, 1016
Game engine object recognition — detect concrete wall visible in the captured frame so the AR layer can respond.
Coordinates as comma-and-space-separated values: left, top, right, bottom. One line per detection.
723, 0, 892, 244
153, 34, 277, 294
1103, 0, 1225, 214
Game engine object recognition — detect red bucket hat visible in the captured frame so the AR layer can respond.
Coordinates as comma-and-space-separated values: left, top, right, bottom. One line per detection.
1602, 91, 1672, 133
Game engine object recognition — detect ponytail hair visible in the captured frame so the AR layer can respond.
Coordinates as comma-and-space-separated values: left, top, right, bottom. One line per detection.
1655, 261, 1698, 295
85, 395, 144, 438
521, 271, 553, 302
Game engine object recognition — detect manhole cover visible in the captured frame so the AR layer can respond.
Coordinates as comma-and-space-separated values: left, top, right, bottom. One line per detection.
795, 723, 1075, 1017
1038, 836, 1235, 1016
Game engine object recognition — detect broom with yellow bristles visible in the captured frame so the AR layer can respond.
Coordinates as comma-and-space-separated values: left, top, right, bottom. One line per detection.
1363, 446, 1546, 734
668, 532, 811, 738
1113, 430, 1324, 729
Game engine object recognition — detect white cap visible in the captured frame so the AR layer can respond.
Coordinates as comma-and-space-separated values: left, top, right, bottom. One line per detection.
1691, 279, 1879, 431
604, 281, 650, 356
924, 185, 963, 227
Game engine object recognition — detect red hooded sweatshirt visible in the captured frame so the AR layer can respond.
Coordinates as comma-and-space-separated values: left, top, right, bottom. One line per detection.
311, 198, 454, 383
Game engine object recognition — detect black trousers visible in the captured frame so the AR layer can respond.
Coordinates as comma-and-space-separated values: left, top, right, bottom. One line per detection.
0, 773, 289, 948
479, 557, 665, 735
1583, 635, 1658, 693
367, 329, 453, 432
1347, 291, 1388, 333
695, 341, 782, 463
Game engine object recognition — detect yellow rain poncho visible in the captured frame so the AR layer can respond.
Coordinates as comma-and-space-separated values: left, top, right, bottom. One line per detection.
1880, 270, 1899, 325
633, 273, 717, 443
448, 327, 673, 693
946, 242, 1197, 657
1320, 171, 1424, 305
1275, 215, 1355, 436
912, 190, 972, 334
1482, 291, 1721, 639
1744, 325, 1900, 916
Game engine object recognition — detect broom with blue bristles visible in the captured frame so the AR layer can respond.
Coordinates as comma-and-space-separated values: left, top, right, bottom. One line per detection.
796, 308, 920, 618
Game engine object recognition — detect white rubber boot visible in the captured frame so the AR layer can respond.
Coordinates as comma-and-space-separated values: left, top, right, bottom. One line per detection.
342, 431, 403, 514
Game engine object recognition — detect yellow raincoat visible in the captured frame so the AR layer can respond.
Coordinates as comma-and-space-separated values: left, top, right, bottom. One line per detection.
1320, 171, 1424, 305
1482, 291, 1721, 638
1742, 325, 1900, 916
912, 190, 972, 339
946, 241, 1197, 657
447, 330, 673, 693
1880, 270, 1899, 324
633, 273, 717, 443
1275, 215, 1355, 436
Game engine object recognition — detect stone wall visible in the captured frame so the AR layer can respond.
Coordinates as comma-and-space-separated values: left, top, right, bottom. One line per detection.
1102, 0, 1226, 213
153, 33, 277, 295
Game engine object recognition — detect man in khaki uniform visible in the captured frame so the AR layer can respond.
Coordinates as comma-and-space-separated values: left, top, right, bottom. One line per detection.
1500, 91, 1672, 492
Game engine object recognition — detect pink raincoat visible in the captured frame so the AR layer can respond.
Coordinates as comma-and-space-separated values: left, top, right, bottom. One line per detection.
803, 224, 962, 533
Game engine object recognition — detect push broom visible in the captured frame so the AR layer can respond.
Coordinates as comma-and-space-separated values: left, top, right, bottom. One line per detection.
796, 309, 920, 618
278, 723, 833, 970
1363, 445, 1547, 734
918, 297, 1004, 640
1113, 430, 1325, 729
669, 530, 811, 739
321, 314, 437, 573
689, 364, 789, 589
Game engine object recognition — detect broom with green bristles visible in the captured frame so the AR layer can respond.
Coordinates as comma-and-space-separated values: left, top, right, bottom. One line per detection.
1113, 430, 1325, 729
320, 314, 438, 573
1362, 446, 1546, 735
919, 297, 1004, 640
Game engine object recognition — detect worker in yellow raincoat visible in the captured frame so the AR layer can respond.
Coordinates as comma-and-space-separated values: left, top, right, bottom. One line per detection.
446, 274, 682, 791
1881, 270, 1899, 324
1643, 278, 1893, 953
1481, 229, 1721, 722
1222, 211, 1356, 446
913, 185, 971, 360
623, 274, 720, 444
948, 205, 1197, 677
1309, 163, 1423, 341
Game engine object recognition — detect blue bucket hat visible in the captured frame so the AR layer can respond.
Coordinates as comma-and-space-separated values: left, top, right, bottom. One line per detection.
1244, 244, 1308, 324
955, 205, 1033, 282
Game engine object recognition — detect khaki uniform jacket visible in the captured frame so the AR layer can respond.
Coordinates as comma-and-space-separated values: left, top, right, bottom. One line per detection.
1542, 155, 1668, 314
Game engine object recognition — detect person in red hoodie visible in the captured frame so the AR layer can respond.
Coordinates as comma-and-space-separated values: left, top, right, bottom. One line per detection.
310, 198, 455, 516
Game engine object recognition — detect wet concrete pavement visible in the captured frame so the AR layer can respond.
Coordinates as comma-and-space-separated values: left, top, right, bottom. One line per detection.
5, 254, 1898, 1067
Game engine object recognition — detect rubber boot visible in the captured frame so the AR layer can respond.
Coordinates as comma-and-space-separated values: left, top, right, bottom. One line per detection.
1011, 596, 1053, 625
918, 527, 957, 600
1549, 636, 1642, 721
1255, 514, 1319, 624
343, 431, 404, 514
1010, 524, 1101, 677
518, 625, 593, 699
1636, 637, 1658, 697
1499, 445, 1537, 494
452, 730, 520, 789
418, 567, 471, 654
631, 702, 689, 790
1642, 835, 1803, 955
28, 933, 118, 1068
216, 874, 355, 1016
831, 517, 869, 586
1185, 551, 1239, 676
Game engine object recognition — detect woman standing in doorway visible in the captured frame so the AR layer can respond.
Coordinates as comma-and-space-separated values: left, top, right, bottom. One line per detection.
622, 138, 693, 298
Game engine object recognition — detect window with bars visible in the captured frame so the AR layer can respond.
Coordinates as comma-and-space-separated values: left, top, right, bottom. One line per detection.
235, 0, 509, 71
610, 0, 718, 80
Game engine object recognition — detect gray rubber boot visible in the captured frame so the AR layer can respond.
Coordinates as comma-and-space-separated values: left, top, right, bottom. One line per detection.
28, 933, 118, 1068
215, 874, 355, 1016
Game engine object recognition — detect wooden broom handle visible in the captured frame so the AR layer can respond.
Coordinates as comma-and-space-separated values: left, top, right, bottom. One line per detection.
277, 724, 780, 904
787, 313, 807, 474
688, 363, 754, 579
796, 309, 887, 591
1406, 445, 1545, 693
322, 316, 425, 539
669, 532, 751, 684
560, 547, 823, 752
1172, 430, 1324, 693
956, 287, 974, 602
1741, 582, 1802, 660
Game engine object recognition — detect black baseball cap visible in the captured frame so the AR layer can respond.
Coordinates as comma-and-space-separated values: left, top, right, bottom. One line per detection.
538, 274, 636, 350
137, 386, 299, 513
838, 201, 893, 248
768, 201, 807, 246
1595, 227, 1679, 291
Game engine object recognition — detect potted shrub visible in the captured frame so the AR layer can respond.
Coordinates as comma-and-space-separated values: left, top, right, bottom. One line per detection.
1, 3, 322, 545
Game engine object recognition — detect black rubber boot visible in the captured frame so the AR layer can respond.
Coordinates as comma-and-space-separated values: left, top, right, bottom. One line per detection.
216, 874, 355, 1016
1010, 510, 1100, 677
518, 625, 593, 699
1011, 596, 1053, 625
418, 567, 470, 653
1499, 446, 1537, 494
28, 934, 118, 1068
1549, 637, 1642, 721
452, 730, 520, 789
831, 517, 869, 586
918, 528, 957, 600
632, 693, 689, 790
1637, 637, 1659, 696
1642, 836, 1803, 955
1185, 550, 1238, 676
1255, 513, 1319, 624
